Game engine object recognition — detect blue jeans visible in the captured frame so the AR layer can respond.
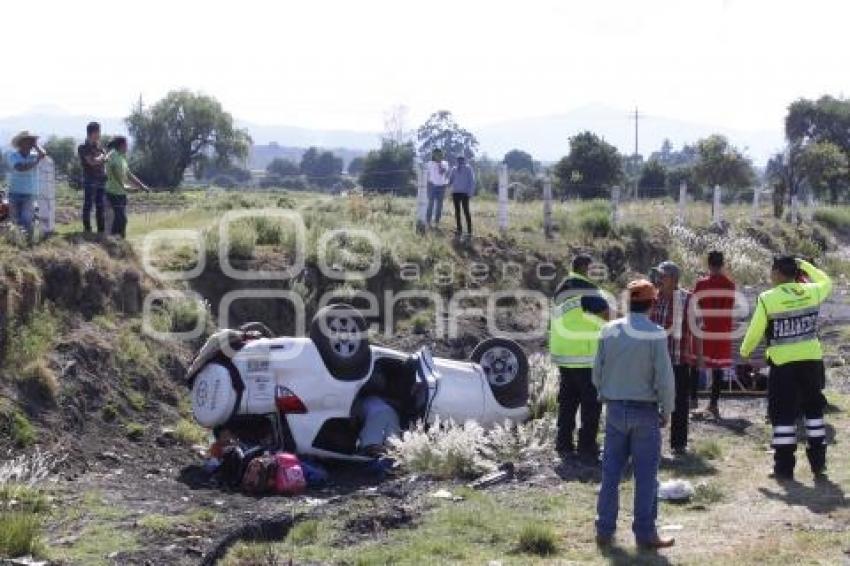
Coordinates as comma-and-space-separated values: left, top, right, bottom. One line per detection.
426, 183, 447, 225
9, 193, 36, 238
82, 179, 106, 233
596, 400, 661, 543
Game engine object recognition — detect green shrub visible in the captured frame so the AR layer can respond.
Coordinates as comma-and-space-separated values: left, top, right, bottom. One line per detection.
0, 512, 43, 558
0, 405, 36, 448
251, 216, 286, 246
516, 524, 557, 556
125, 423, 146, 441
102, 403, 119, 422
173, 419, 208, 446
813, 206, 850, 235
286, 519, 321, 545
387, 419, 490, 479
4, 307, 59, 370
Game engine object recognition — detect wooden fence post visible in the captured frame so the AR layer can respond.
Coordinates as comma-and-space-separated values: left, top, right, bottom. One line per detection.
712, 185, 722, 224
415, 163, 428, 230
543, 176, 553, 238
498, 164, 509, 233
677, 181, 687, 224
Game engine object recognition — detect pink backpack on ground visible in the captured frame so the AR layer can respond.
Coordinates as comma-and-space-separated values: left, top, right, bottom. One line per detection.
274, 452, 306, 495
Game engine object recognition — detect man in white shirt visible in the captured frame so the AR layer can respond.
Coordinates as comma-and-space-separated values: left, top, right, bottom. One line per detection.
425, 148, 450, 227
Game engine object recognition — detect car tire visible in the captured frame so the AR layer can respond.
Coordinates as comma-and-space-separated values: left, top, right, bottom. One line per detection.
310, 303, 371, 381
471, 338, 529, 409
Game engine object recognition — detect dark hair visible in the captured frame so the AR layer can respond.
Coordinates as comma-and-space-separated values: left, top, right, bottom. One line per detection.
572, 254, 592, 272
708, 250, 724, 267
772, 255, 798, 278
107, 136, 128, 151
86, 121, 101, 135
629, 299, 652, 313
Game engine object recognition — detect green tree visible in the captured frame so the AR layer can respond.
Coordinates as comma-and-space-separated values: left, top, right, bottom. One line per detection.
300, 147, 343, 188
638, 159, 667, 193
416, 110, 479, 161
554, 131, 623, 198
692, 134, 755, 193
358, 142, 415, 194
785, 96, 850, 202
44, 136, 77, 179
266, 157, 300, 178
347, 156, 366, 176
127, 90, 251, 189
503, 149, 535, 172
798, 141, 848, 203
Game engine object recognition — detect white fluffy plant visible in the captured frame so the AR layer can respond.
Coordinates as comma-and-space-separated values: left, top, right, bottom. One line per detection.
528, 353, 560, 419
0, 447, 60, 487
479, 417, 556, 465
387, 418, 493, 479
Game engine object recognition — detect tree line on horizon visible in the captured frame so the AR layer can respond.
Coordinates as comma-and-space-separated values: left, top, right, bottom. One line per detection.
3, 91, 849, 210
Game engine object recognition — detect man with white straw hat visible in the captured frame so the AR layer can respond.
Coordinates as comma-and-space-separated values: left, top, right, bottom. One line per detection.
6, 131, 47, 241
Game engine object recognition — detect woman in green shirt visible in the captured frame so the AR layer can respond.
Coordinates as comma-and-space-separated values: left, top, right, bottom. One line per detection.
105, 136, 150, 238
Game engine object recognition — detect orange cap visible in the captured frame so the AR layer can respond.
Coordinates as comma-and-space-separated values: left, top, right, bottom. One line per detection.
627, 279, 657, 302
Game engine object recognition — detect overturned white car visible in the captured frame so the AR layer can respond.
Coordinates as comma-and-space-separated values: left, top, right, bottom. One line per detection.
187, 304, 529, 461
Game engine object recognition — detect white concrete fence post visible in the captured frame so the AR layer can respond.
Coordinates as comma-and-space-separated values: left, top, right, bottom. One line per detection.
611, 186, 621, 227
791, 193, 800, 224
543, 176, 553, 238
712, 185, 722, 224
37, 157, 56, 238
498, 164, 509, 233
677, 181, 687, 225
415, 163, 428, 230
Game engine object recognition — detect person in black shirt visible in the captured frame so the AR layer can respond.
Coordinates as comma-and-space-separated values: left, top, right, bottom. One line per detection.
78, 122, 107, 233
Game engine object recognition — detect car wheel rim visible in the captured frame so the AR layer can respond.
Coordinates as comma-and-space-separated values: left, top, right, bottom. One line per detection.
328, 315, 360, 359
480, 346, 519, 386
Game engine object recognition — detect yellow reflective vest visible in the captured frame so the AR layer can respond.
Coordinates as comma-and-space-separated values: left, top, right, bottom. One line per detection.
549, 274, 606, 368
740, 260, 832, 366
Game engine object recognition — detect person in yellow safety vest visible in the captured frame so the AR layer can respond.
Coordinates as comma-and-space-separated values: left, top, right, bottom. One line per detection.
741, 255, 832, 480
550, 255, 611, 462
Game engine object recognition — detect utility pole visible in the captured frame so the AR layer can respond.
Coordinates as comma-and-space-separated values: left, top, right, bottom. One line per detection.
630, 107, 644, 199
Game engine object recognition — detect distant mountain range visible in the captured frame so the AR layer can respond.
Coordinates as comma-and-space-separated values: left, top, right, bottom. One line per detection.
0, 104, 783, 166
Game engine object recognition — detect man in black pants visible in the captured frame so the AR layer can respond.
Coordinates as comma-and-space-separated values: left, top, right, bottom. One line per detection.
550, 255, 610, 462
449, 154, 475, 237
78, 122, 108, 234
650, 261, 695, 456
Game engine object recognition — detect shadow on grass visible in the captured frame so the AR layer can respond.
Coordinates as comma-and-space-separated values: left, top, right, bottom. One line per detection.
659, 452, 718, 478
600, 542, 673, 565
758, 475, 848, 515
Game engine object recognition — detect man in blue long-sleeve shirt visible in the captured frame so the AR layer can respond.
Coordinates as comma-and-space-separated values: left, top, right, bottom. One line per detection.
592, 279, 676, 550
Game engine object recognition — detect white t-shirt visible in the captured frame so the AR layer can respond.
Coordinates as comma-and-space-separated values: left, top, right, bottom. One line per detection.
426, 160, 450, 186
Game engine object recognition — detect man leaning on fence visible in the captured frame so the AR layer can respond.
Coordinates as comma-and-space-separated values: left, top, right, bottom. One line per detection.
6, 131, 47, 242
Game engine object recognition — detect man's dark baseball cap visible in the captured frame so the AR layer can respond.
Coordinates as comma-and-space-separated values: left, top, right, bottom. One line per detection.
86, 122, 101, 135
772, 255, 798, 278
572, 254, 592, 271
708, 250, 724, 267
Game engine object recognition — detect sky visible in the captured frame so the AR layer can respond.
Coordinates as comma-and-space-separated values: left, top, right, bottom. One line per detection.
2, 0, 848, 137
